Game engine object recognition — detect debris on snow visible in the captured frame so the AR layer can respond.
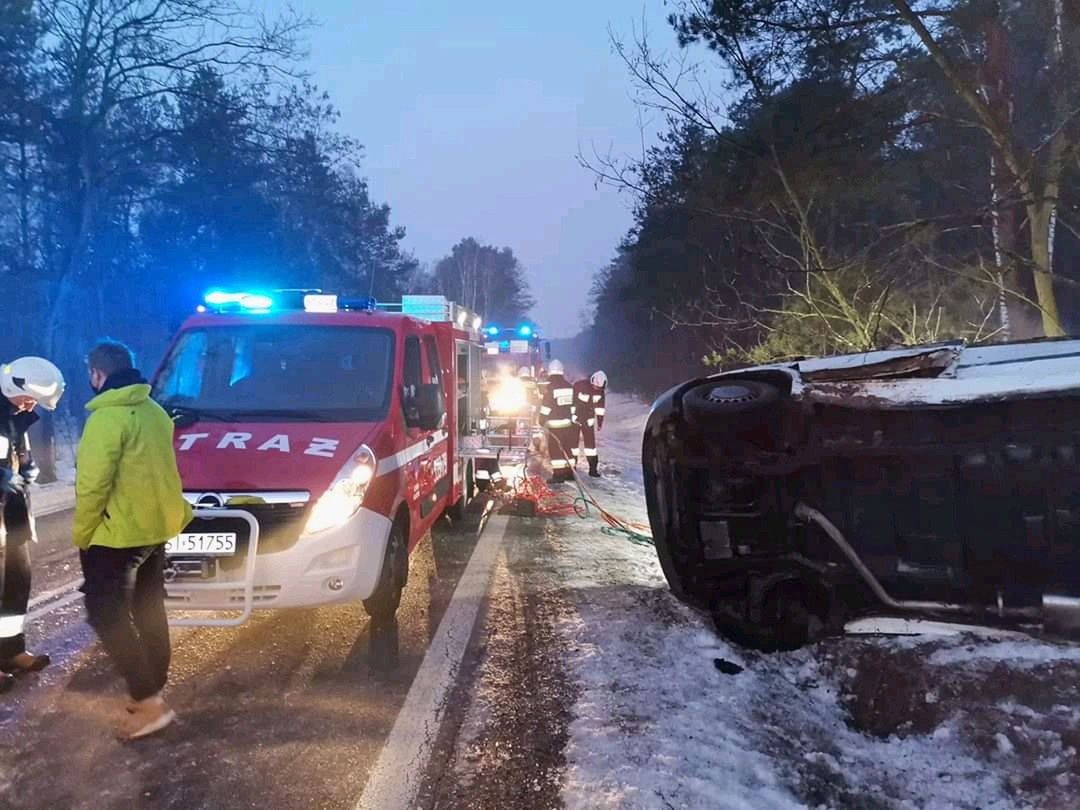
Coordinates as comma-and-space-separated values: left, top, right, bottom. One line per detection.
996, 733, 1015, 756
714, 658, 744, 676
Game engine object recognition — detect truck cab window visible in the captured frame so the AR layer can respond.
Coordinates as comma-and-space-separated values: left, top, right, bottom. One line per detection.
403, 336, 422, 424
423, 335, 440, 385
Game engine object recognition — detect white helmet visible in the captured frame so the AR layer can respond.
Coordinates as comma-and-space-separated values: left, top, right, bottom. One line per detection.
1, 356, 66, 411
518, 366, 532, 379
548, 359, 565, 376
591, 370, 608, 388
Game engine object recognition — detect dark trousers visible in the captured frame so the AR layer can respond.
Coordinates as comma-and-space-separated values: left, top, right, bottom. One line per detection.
549, 424, 580, 480
0, 495, 34, 661
0, 535, 31, 661
581, 423, 599, 474
80, 544, 171, 701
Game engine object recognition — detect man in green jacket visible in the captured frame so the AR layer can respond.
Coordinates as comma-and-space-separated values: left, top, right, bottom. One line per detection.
75, 340, 192, 740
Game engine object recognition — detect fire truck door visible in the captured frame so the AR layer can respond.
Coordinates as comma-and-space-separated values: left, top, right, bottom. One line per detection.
402, 334, 427, 515
420, 334, 450, 522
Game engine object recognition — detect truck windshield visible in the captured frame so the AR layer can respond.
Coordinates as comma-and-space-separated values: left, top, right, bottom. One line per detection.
153, 325, 395, 422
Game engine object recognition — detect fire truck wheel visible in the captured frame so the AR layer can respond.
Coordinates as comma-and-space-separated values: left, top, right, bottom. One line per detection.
364, 519, 408, 621
447, 461, 475, 522
475, 458, 497, 493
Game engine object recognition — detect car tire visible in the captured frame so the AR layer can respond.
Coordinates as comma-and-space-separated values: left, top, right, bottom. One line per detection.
682, 379, 781, 431
712, 577, 831, 652
363, 519, 408, 621
643, 436, 693, 602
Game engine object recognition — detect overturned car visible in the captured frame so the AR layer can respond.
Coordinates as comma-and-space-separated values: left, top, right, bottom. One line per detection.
643, 339, 1080, 650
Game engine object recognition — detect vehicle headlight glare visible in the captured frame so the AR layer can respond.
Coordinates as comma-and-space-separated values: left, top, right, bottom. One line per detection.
303, 444, 377, 534
488, 377, 528, 414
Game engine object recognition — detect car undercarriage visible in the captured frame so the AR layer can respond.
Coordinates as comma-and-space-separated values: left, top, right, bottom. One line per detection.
644, 339, 1080, 649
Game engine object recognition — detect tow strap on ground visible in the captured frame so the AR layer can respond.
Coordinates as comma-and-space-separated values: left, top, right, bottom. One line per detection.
507, 435, 654, 547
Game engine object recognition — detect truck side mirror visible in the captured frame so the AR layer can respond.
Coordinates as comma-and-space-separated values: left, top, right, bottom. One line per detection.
414, 383, 446, 431
545, 341, 551, 360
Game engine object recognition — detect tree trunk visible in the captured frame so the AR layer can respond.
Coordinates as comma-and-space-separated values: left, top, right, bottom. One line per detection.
990, 157, 1042, 338
1028, 200, 1065, 336
18, 129, 31, 272
29, 416, 57, 485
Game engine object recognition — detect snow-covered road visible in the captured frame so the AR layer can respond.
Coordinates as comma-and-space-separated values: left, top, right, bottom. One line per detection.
433, 393, 1080, 810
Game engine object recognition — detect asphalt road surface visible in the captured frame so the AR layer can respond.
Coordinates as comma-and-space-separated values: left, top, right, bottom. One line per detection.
0, 501, 498, 810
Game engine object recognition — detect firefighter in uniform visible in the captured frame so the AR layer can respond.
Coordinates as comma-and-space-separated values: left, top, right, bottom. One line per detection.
0, 357, 66, 691
539, 360, 578, 483
573, 370, 608, 478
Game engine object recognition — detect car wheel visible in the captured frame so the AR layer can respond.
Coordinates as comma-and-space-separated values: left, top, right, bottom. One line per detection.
643, 436, 693, 602
713, 578, 831, 652
682, 379, 781, 432
363, 520, 408, 621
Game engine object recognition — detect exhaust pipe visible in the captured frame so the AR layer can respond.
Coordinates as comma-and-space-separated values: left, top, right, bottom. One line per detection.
795, 502, 1041, 620
1043, 595, 1080, 636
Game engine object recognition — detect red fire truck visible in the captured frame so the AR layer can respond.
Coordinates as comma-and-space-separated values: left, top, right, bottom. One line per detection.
474, 324, 550, 490
151, 291, 487, 624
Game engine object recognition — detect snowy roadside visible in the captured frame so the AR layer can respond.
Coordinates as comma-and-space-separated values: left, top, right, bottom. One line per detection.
32, 481, 76, 517
441, 392, 1080, 809
31, 433, 77, 517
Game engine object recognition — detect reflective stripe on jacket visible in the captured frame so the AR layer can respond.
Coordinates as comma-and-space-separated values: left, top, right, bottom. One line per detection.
572, 380, 607, 428
541, 375, 575, 429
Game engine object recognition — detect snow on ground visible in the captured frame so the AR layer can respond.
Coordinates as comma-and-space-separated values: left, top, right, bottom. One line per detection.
543, 393, 1079, 809
52, 416, 78, 485
30, 417, 79, 515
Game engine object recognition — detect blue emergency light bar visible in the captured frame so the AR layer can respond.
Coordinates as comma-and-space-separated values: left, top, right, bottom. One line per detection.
485, 324, 539, 338
200, 289, 378, 314
203, 290, 274, 311
200, 290, 481, 326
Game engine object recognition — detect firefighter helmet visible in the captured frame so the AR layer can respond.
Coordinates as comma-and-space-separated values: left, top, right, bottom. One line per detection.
548, 360, 564, 376
591, 371, 608, 388
1, 356, 66, 411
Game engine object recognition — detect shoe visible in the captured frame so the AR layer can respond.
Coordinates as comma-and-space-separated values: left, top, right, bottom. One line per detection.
0, 672, 14, 693
588, 470, 601, 478
1, 652, 50, 674
117, 695, 176, 741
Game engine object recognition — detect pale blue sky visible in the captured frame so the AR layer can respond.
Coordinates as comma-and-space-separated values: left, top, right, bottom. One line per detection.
273, 1, 672, 337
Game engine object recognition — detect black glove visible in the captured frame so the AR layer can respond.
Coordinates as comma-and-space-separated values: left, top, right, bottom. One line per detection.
19, 462, 39, 486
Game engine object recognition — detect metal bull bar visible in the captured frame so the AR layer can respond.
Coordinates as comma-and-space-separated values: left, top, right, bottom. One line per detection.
165, 507, 260, 628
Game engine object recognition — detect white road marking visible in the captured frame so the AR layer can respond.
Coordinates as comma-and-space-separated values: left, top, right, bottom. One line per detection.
28, 578, 83, 611
27, 589, 83, 621
33, 495, 76, 518
356, 510, 510, 810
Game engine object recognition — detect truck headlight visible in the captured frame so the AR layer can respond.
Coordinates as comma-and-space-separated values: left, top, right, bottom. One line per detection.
488, 377, 527, 414
303, 444, 377, 535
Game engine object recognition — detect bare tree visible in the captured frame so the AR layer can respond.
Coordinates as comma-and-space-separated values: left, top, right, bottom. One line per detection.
37, 0, 309, 362
887, 0, 1078, 337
